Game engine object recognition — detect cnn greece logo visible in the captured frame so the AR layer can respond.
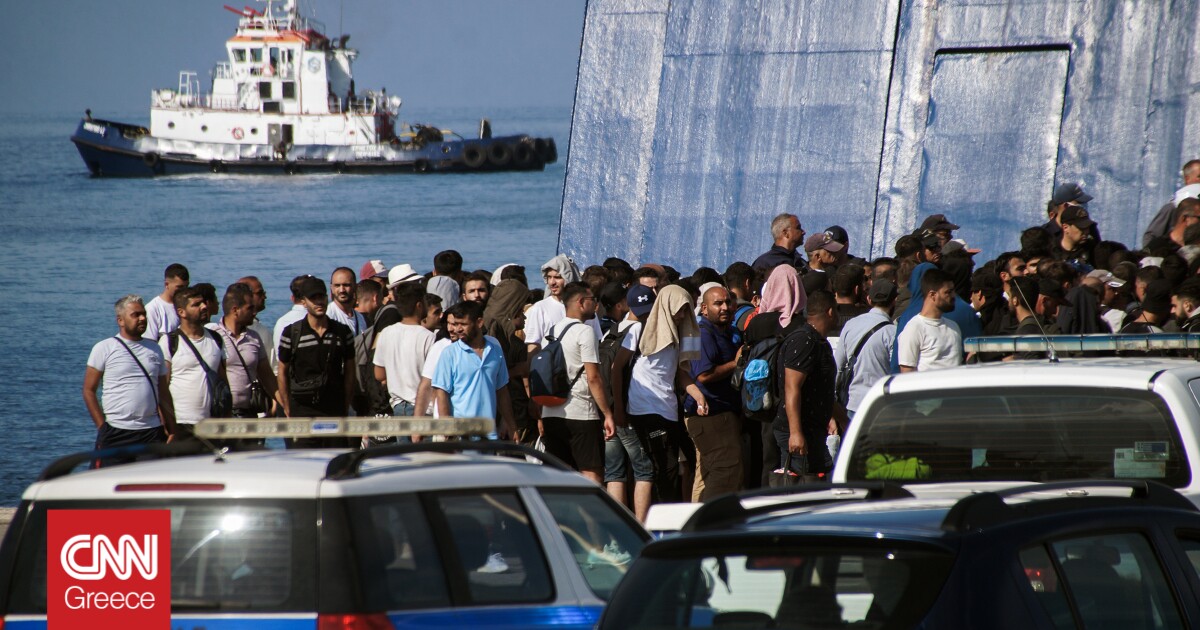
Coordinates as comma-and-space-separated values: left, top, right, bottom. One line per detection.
48, 509, 170, 629
61, 533, 158, 580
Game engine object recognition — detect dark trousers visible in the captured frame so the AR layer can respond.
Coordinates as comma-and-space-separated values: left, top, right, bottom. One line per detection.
741, 416, 765, 490
761, 422, 779, 487
629, 414, 695, 503
93, 423, 166, 468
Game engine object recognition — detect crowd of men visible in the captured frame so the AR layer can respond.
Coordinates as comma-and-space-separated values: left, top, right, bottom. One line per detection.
84, 160, 1200, 519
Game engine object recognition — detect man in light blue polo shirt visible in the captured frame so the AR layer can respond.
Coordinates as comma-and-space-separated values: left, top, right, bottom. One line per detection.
432, 301, 516, 439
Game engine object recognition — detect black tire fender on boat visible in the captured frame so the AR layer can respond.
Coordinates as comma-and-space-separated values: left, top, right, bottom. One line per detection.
284, 162, 298, 175
533, 138, 549, 161
513, 143, 536, 167
209, 160, 224, 173
334, 162, 347, 174
142, 152, 160, 169
413, 160, 431, 174
544, 138, 558, 164
487, 142, 513, 167
461, 143, 486, 168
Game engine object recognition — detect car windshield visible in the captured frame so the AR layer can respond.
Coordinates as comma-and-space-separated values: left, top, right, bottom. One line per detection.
846, 387, 1189, 487
601, 544, 953, 629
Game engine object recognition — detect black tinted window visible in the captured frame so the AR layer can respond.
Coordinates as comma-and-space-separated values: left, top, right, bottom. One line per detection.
347, 494, 450, 610
848, 388, 1188, 487
1051, 533, 1183, 629
434, 492, 554, 605
601, 544, 953, 629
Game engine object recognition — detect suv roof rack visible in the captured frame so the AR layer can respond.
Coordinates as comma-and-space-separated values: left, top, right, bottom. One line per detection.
681, 483, 914, 533
39, 442, 210, 482
941, 480, 1195, 532
325, 440, 572, 479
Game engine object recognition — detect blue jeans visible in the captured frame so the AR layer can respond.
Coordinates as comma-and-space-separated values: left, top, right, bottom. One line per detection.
604, 425, 654, 483
773, 427, 832, 476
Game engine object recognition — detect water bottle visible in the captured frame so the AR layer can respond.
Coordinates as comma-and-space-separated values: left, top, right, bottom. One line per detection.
826, 434, 842, 464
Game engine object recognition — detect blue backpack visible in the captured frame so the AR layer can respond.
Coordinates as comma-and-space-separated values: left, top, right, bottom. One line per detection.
529, 322, 584, 407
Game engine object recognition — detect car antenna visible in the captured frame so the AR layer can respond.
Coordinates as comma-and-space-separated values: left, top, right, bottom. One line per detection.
1012, 280, 1058, 363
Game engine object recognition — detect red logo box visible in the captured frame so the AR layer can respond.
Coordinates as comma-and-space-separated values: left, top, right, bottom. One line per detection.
47, 509, 171, 630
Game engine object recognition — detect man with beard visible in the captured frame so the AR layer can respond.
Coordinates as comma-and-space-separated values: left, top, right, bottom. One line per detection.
1172, 280, 1200, 332
85, 295, 176, 456
685, 285, 743, 500
897, 268, 962, 371
327, 267, 367, 335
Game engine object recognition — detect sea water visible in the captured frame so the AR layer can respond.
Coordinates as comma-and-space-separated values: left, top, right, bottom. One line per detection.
0, 107, 571, 505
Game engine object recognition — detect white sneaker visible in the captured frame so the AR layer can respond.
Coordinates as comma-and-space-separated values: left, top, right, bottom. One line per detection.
477, 552, 509, 574
604, 541, 632, 566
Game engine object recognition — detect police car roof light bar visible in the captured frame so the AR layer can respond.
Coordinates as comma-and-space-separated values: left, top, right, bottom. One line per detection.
193, 416, 496, 440
681, 482, 915, 533
964, 333, 1200, 355
325, 440, 572, 479
941, 480, 1195, 533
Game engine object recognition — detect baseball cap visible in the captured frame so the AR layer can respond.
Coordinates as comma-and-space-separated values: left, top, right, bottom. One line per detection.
804, 232, 844, 253
599, 281, 628, 311
295, 275, 326, 299
824, 225, 849, 245
942, 238, 981, 256
917, 229, 941, 249
869, 279, 898, 304
1051, 182, 1093, 206
359, 259, 386, 280
627, 284, 656, 317
387, 263, 422, 288
919, 214, 959, 232
1175, 183, 1200, 206
1086, 269, 1126, 288
1059, 205, 1096, 229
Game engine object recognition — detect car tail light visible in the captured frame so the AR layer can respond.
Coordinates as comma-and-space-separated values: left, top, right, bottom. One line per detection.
317, 613, 392, 630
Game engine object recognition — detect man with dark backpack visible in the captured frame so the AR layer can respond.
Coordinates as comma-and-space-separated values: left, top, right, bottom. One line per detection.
159, 287, 230, 442
598, 282, 654, 521
834, 279, 898, 422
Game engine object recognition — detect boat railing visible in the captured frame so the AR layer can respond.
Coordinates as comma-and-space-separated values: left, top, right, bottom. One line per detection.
213, 62, 234, 80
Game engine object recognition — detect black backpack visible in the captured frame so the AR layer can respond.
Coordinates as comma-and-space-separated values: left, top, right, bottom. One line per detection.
834, 321, 891, 407
353, 304, 399, 416
529, 322, 584, 406
597, 323, 636, 409
731, 330, 788, 423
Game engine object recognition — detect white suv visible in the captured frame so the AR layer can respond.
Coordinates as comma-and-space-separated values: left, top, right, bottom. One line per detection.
0, 417, 649, 630
833, 349, 1200, 504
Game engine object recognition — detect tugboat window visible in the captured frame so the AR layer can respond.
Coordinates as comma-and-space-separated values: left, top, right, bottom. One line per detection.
263, 102, 281, 114
251, 48, 262, 63
168, 122, 175, 129
251, 128, 258, 135
233, 48, 246, 63
259, 82, 272, 99
282, 82, 296, 100
201, 125, 208, 132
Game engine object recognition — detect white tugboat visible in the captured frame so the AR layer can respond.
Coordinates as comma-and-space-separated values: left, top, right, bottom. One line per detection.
70, 0, 556, 176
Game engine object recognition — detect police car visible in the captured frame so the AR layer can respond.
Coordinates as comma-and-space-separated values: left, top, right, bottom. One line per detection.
600, 480, 1200, 628
0, 417, 649, 629
833, 334, 1200, 505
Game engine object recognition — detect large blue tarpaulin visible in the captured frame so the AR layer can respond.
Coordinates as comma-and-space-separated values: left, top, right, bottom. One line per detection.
560, 0, 1200, 269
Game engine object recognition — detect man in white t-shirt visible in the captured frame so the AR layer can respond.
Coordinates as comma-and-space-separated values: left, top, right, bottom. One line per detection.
327, 267, 368, 335
540, 282, 616, 483
160, 287, 229, 440
144, 263, 189, 342
84, 295, 175, 462
898, 268, 963, 372
373, 283, 435, 423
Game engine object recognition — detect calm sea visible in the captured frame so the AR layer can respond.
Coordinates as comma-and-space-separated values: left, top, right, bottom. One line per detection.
0, 107, 572, 505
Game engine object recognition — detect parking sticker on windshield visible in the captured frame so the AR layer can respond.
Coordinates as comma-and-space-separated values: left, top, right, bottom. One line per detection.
1114, 448, 1167, 479
1135, 441, 1170, 459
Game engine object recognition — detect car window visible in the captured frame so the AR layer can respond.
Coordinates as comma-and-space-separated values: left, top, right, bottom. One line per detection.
539, 490, 649, 600
1019, 545, 1073, 630
3, 500, 316, 614
347, 493, 451, 610
847, 387, 1189, 487
1049, 533, 1183, 630
601, 545, 954, 629
1178, 535, 1200, 579
434, 491, 554, 605
1186, 378, 1200, 411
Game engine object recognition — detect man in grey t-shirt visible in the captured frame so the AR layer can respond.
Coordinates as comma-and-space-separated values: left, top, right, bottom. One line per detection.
84, 295, 176, 462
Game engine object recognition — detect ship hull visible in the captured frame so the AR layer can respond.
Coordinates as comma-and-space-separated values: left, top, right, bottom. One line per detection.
70, 119, 556, 177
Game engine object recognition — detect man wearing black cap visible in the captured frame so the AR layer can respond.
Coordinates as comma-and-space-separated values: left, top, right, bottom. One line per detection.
804, 232, 844, 276
1120, 279, 1171, 334
834, 279, 897, 419
918, 214, 959, 247
277, 275, 356, 447
916, 229, 943, 266
1052, 205, 1098, 267
1043, 182, 1096, 240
